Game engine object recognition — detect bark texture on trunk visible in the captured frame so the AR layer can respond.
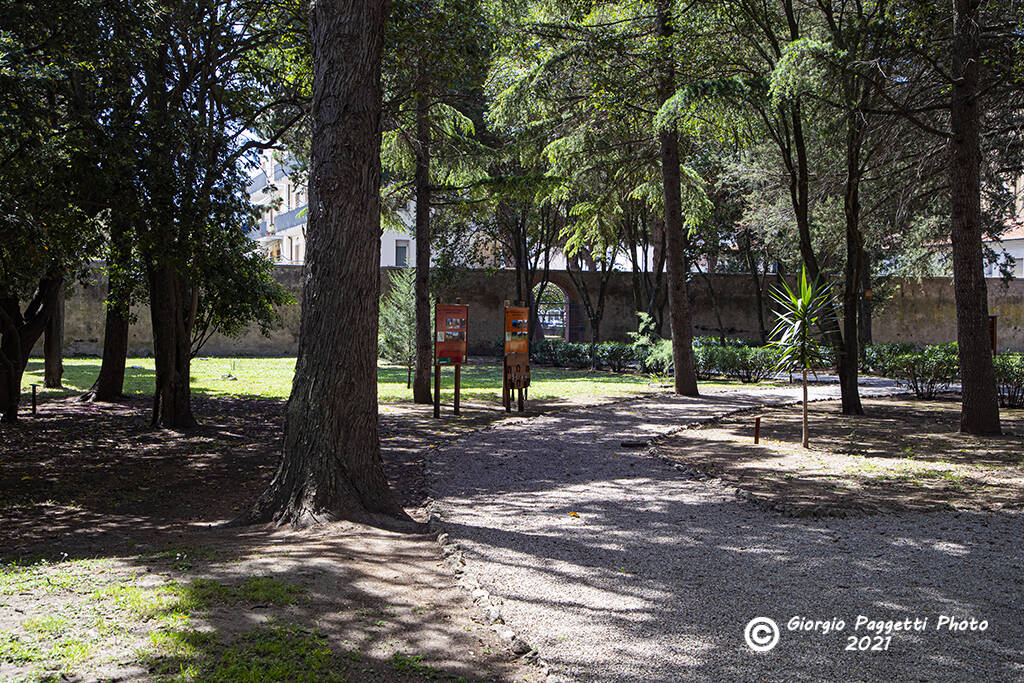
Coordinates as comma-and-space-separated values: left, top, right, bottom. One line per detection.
839, 103, 865, 416
248, 0, 409, 528
742, 234, 767, 344
858, 249, 872, 355
148, 263, 196, 428
950, 0, 1000, 434
657, 0, 698, 396
91, 219, 133, 402
412, 55, 433, 404
93, 303, 130, 401
43, 286, 64, 388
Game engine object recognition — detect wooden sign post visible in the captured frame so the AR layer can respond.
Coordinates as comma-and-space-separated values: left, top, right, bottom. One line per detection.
502, 301, 530, 412
434, 299, 469, 418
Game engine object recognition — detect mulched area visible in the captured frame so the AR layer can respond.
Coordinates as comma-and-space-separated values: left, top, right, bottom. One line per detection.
656, 396, 1024, 515
1, 394, 540, 682
0, 395, 495, 559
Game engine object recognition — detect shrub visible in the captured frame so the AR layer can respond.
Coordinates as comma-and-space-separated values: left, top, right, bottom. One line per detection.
891, 343, 960, 399
558, 342, 592, 368
692, 343, 717, 380
814, 344, 837, 371
530, 339, 558, 365
641, 339, 674, 376
994, 352, 1024, 408
738, 346, 780, 383
710, 344, 779, 383
863, 342, 918, 376
596, 341, 637, 372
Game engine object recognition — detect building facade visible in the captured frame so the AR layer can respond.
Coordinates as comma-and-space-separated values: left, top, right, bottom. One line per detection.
247, 151, 416, 268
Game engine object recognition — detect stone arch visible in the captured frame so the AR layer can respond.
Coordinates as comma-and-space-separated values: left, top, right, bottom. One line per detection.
532, 273, 586, 342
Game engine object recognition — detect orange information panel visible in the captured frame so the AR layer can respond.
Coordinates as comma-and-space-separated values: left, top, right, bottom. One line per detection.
504, 306, 529, 355
435, 304, 468, 365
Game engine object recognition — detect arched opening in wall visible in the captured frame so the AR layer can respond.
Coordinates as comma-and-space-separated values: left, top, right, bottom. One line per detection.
533, 283, 568, 341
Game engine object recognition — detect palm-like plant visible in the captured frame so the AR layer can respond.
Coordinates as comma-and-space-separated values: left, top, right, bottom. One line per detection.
769, 267, 835, 448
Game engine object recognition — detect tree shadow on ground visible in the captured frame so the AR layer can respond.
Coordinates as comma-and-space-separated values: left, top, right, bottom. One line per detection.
428, 391, 1024, 681
657, 396, 1024, 514
0, 397, 536, 682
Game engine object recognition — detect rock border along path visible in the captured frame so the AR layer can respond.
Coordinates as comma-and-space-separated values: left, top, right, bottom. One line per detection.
426, 381, 1024, 682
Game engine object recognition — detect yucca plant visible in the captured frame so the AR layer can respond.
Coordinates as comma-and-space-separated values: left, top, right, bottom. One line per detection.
769, 267, 835, 448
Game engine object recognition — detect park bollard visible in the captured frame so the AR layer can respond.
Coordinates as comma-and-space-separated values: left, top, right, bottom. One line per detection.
754, 415, 762, 444
30, 383, 38, 415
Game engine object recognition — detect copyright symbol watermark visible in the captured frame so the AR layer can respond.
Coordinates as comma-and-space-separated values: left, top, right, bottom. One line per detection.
744, 617, 780, 652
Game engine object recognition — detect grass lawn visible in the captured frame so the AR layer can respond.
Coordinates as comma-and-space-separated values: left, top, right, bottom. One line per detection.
21, 356, 663, 404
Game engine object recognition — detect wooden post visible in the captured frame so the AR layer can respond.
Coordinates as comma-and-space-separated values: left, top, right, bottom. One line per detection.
503, 364, 510, 412
433, 364, 441, 418
454, 364, 461, 416
801, 368, 809, 448
517, 387, 524, 412
754, 415, 761, 444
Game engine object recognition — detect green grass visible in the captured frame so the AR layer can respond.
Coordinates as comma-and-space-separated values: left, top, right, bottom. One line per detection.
22, 356, 660, 404
144, 625, 346, 683
2, 557, 311, 682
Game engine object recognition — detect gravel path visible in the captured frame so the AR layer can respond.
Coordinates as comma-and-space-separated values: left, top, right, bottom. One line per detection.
428, 382, 1024, 682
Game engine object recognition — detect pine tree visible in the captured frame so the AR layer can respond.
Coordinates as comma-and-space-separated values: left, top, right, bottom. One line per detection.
379, 267, 418, 388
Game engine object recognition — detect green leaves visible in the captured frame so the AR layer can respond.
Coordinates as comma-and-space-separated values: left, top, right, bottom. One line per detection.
768, 38, 840, 107
769, 266, 835, 372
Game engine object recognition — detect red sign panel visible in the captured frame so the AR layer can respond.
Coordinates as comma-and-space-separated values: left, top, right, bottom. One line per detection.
504, 306, 529, 355
435, 304, 468, 365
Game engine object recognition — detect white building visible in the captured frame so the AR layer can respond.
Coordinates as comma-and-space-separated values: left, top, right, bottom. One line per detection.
247, 151, 416, 268
984, 223, 1024, 278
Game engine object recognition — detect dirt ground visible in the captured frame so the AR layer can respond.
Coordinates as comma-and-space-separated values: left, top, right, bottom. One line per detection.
656, 396, 1024, 515
0, 394, 547, 682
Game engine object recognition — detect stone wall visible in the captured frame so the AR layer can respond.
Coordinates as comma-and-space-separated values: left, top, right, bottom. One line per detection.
42, 266, 1024, 356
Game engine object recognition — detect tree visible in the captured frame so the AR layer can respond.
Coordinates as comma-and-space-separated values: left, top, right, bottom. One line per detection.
249, 0, 411, 528
381, 0, 490, 405
379, 267, 418, 388
43, 287, 65, 388
770, 267, 833, 448
0, 0, 108, 421
126, 0, 304, 427
949, 0, 1000, 434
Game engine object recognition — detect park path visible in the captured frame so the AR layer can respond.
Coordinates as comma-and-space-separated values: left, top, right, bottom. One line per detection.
427, 381, 1024, 682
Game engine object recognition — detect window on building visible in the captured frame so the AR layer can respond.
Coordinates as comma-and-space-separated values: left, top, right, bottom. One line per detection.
395, 240, 409, 267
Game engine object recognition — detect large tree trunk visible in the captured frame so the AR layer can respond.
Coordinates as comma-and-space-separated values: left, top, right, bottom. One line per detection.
742, 233, 767, 344
43, 286, 65, 388
412, 54, 433, 404
93, 303, 130, 402
950, 0, 1001, 434
858, 249, 872, 360
92, 217, 133, 401
247, 0, 409, 528
839, 100, 865, 416
0, 276, 63, 422
148, 263, 196, 428
657, 0, 698, 396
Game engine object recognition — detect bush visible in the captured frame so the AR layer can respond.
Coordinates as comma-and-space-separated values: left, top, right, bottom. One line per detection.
710, 344, 779, 383
641, 338, 674, 376
994, 352, 1024, 408
692, 343, 717, 380
863, 342, 918, 376
526, 339, 592, 368
530, 339, 558, 365
596, 341, 638, 372
891, 343, 960, 399
814, 344, 837, 371
558, 342, 592, 368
